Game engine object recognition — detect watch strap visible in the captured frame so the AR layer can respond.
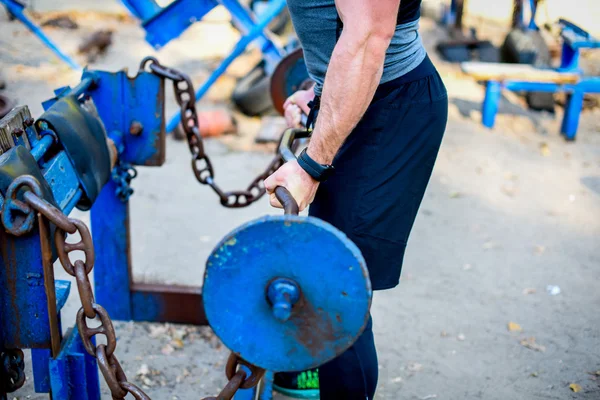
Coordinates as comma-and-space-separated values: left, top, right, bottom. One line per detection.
297, 148, 333, 182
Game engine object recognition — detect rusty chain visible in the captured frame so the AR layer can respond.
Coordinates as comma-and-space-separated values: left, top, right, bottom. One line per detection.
2, 175, 266, 399
139, 56, 284, 208
0, 349, 25, 393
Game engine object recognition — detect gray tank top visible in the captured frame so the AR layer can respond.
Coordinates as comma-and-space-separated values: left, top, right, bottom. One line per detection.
286, 0, 426, 96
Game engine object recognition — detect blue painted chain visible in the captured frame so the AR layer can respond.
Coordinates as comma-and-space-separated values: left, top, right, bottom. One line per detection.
112, 161, 138, 203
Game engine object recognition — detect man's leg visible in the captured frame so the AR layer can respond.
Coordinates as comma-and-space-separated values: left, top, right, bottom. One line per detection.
319, 316, 378, 400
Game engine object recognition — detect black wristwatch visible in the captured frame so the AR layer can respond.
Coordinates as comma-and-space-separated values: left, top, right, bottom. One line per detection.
297, 148, 335, 182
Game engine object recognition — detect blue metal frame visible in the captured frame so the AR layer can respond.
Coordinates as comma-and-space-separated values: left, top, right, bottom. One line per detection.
0, 0, 81, 70
482, 78, 600, 140
163, 0, 286, 132
475, 20, 600, 140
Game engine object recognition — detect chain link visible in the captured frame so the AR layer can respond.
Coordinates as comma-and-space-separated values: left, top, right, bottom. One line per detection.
112, 161, 138, 203
1, 176, 264, 399
0, 349, 25, 393
140, 56, 284, 208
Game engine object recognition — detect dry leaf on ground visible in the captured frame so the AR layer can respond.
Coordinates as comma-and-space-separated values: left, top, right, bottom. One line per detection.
508, 322, 523, 332
569, 383, 582, 392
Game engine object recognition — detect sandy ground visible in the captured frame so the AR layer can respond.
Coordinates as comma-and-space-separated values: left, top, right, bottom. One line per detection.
0, 1, 599, 399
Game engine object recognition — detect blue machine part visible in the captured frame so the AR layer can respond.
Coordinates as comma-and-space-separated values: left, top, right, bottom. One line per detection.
83, 69, 166, 167
204, 215, 372, 372
49, 326, 101, 399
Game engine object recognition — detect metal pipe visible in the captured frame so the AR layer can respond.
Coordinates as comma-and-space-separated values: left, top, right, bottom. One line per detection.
120, 0, 162, 20
63, 189, 83, 216
274, 187, 298, 216
3, 0, 81, 70
65, 76, 96, 98
30, 135, 55, 162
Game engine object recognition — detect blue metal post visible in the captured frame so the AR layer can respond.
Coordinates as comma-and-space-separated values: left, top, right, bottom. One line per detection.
120, 0, 162, 20
482, 81, 502, 128
260, 371, 275, 400
218, 0, 284, 67
1, 0, 81, 70
559, 42, 579, 72
561, 90, 584, 141
527, 0, 538, 31
442, 0, 456, 27
49, 326, 100, 399
91, 181, 133, 320
166, 0, 285, 132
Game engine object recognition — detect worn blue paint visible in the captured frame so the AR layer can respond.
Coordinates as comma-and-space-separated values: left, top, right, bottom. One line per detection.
83, 70, 165, 166
49, 326, 101, 399
32, 348, 52, 392
31, 280, 70, 393
0, 0, 81, 70
91, 180, 133, 320
204, 215, 371, 372
0, 229, 51, 348
30, 135, 55, 162
40, 152, 81, 211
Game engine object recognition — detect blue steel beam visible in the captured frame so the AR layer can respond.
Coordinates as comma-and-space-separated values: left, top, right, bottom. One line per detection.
91, 180, 133, 321
166, 0, 285, 132
1, 0, 81, 70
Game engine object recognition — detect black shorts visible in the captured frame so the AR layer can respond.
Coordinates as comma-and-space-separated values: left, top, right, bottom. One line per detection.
309, 55, 448, 290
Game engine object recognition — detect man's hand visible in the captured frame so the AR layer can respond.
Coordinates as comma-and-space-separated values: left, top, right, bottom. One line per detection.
264, 160, 319, 212
283, 88, 314, 128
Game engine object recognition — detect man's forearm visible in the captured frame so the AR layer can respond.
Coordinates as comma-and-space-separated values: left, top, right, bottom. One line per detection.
307, 29, 392, 165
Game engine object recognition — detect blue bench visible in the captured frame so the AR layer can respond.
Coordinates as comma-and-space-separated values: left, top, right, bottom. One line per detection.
462, 19, 600, 140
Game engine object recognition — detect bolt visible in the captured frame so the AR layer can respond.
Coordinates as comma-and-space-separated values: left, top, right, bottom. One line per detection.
129, 121, 143, 136
12, 128, 24, 137
23, 117, 34, 127
267, 278, 300, 323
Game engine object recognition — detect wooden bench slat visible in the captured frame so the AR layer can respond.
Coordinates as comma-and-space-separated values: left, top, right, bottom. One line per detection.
461, 62, 580, 84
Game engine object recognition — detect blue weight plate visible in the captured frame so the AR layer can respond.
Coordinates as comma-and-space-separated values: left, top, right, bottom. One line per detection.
203, 215, 371, 372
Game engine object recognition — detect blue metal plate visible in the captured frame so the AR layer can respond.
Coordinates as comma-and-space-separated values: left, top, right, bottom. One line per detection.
203, 215, 371, 372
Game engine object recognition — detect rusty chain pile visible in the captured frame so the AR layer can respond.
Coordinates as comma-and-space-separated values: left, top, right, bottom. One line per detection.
2, 175, 265, 399
139, 56, 284, 208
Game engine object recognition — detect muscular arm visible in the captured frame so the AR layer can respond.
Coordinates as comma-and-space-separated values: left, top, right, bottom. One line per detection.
307, 0, 400, 164
264, 0, 401, 210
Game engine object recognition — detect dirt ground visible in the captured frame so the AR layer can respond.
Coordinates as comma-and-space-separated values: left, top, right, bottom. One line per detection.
0, 1, 599, 399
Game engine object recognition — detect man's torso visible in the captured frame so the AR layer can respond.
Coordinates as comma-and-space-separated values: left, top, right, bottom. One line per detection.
286, 0, 426, 96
